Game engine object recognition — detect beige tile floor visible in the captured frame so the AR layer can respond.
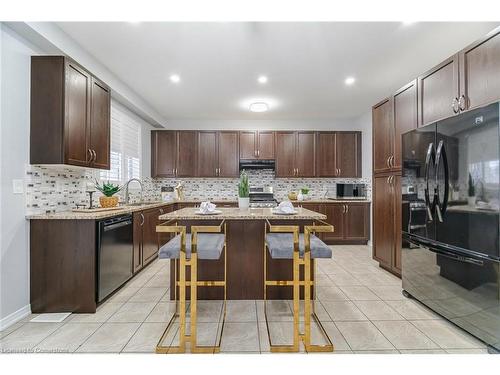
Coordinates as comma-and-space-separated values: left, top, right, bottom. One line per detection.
0, 245, 491, 354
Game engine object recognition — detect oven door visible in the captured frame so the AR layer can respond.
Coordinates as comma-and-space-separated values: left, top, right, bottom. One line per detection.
402, 233, 500, 350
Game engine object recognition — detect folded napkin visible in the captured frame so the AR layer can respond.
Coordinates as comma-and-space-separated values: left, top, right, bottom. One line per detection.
200, 201, 216, 213
277, 201, 295, 214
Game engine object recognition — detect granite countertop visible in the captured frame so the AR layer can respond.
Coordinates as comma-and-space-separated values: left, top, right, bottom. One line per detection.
159, 207, 327, 221
292, 199, 371, 204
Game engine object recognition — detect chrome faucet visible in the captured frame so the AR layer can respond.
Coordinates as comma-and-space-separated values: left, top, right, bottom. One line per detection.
124, 178, 144, 204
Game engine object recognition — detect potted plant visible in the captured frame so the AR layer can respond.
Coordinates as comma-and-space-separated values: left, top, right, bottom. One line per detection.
95, 180, 123, 208
467, 173, 476, 207
238, 170, 250, 209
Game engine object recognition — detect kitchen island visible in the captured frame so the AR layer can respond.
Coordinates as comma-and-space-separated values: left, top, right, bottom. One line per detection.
158, 207, 327, 300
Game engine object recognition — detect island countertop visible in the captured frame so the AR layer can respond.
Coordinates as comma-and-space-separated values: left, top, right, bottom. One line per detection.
158, 207, 327, 221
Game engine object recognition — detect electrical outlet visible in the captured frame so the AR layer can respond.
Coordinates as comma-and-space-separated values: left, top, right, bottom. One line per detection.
12, 179, 24, 194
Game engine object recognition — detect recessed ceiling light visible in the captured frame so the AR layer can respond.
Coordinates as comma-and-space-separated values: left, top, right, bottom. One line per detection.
169, 74, 181, 83
249, 102, 269, 113
257, 75, 268, 84
344, 76, 356, 86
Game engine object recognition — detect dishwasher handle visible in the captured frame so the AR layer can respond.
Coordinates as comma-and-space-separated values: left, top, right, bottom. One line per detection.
102, 216, 133, 231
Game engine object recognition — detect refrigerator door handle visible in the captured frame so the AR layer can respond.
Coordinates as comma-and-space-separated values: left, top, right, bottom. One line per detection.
435, 140, 449, 218
424, 143, 435, 222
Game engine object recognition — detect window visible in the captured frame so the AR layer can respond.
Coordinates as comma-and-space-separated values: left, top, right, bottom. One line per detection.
100, 102, 142, 183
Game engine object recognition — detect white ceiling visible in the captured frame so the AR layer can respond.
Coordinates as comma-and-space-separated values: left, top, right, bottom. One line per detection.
57, 22, 500, 121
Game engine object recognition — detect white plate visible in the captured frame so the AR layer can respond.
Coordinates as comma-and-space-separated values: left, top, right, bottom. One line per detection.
272, 209, 298, 215
195, 209, 222, 215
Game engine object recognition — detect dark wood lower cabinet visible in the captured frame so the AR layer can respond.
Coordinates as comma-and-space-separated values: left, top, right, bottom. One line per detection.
373, 174, 401, 276
319, 202, 370, 244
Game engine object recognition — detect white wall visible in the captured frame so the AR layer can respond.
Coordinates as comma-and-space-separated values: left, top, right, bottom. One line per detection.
0, 24, 42, 328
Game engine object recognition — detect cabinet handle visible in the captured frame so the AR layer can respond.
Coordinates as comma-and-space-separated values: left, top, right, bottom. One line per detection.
257, 150, 260, 157
92, 150, 97, 162
87, 149, 93, 163
452, 97, 459, 114
458, 95, 467, 111
140, 213, 145, 226
386, 156, 391, 168
389, 155, 394, 168
345, 204, 349, 213
338, 167, 341, 176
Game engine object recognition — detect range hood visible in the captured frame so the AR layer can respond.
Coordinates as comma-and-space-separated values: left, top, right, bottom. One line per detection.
239, 159, 275, 170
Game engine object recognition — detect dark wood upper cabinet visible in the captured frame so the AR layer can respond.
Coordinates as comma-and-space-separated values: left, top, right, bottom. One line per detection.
336, 132, 361, 177
239, 131, 257, 159
275, 131, 296, 177
176, 131, 197, 177
418, 54, 459, 127
316, 132, 336, 177
393, 80, 418, 170
257, 131, 275, 159
151, 130, 176, 178
197, 131, 218, 177
89, 78, 111, 169
372, 98, 394, 174
30, 56, 111, 170
239, 130, 275, 160
218, 131, 239, 177
459, 29, 500, 112
296, 131, 315, 177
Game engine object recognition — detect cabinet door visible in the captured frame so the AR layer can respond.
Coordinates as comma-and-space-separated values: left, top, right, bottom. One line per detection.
459, 29, 500, 111
418, 54, 459, 127
197, 131, 218, 177
218, 131, 239, 177
373, 175, 394, 267
296, 131, 315, 177
393, 81, 417, 171
240, 131, 257, 159
275, 132, 296, 177
257, 131, 275, 159
372, 98, 393, 174
64, 60, 91, 167
316, 132, 336, 177
320, 203, 345, 243
133, 211, 144, 273
142, 208, 161, 265
151, 131, 177, 178
89, 78, 111, 169
344, 203, 370, 241
176, 131, 197, 177
393, 176, 402, 274
336, 132, 361, 177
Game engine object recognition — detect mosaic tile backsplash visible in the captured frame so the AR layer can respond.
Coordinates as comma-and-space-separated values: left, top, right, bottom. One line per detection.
25, 165, 371, 215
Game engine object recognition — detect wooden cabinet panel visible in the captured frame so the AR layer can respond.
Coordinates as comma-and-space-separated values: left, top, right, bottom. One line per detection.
89, 78, 111, 169
257, 131, 275, 159
320, 203, 344, 242
65, 61, 91, 167
316, 132, 336, 177
142, 208, 161, 265
418, 54, 459, 127
218, 131, 239, 177
133, 211, 144, 273
372, 98, 393, 174
197, 131, 218, 177
240, 131, 257, 159
373, 175, 395, 267
393, 81, 417, 170
460, 29, 500, 111
176, 131, 197, 177
151, 131, 176, 178
336, 132, 361, 177
296, 131, 315, 177
393, 176, 402, 273
345, 203, 370, 241
275, 132, 296, 177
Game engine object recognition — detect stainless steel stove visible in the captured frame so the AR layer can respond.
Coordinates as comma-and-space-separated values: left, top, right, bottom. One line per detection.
249, 186, 278, 208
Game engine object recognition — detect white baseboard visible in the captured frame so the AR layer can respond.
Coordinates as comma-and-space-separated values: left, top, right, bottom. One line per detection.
0, 304, 31, 331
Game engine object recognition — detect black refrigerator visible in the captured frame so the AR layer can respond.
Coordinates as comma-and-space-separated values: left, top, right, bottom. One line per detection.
401, 102, 500, 352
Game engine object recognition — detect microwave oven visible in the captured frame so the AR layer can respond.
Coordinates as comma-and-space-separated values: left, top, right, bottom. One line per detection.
336, 183, 366, 200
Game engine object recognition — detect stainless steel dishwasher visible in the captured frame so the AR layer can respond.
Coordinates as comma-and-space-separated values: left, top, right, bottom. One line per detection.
97, 214, 134, 302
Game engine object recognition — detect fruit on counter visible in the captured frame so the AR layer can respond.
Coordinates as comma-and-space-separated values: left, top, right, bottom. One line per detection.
288, 191, 298, 200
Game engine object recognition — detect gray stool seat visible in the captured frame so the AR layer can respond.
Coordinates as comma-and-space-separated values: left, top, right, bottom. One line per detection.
265, 233, 332, 259
159, 233, 225, 260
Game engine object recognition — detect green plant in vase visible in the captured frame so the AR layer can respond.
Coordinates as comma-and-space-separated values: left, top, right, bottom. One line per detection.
95, 179, 123, 208
238, 170, 250, 209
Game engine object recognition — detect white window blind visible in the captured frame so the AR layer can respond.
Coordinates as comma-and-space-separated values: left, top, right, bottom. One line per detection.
100, 103, 142, 183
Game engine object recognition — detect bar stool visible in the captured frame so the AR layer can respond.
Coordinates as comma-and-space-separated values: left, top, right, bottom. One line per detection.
155, 219, 227, 354
263, 219, 334, 353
